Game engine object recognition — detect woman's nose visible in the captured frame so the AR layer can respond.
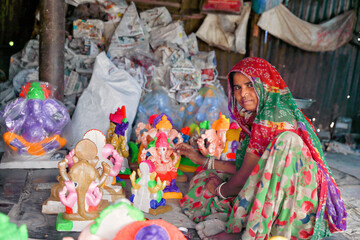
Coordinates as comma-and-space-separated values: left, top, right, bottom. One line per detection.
241, 87, 248, 97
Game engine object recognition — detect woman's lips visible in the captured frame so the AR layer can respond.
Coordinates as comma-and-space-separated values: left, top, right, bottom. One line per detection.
242, 100, 252, 105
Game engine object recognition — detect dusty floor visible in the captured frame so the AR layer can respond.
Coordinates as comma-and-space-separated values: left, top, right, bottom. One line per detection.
0, 151, 359, 239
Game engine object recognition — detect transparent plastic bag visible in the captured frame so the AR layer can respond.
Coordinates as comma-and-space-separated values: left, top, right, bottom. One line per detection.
183, 84, 229, 127
131, 84, 185, 140
1, 81, 70, 158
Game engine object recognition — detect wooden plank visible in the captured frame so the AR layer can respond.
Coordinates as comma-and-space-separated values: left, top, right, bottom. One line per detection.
130, 0, 181, 8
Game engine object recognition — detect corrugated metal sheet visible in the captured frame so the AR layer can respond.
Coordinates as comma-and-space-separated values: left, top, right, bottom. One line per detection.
200, 0, 360, 133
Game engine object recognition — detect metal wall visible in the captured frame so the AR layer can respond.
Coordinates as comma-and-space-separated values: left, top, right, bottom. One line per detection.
198, 0, 360, 133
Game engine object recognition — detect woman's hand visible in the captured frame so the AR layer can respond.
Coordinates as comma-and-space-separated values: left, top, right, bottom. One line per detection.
205, 173, 223, 195
175, 142, 206, 165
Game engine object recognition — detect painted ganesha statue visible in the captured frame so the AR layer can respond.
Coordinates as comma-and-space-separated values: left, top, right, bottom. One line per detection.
136, 113, 184, 199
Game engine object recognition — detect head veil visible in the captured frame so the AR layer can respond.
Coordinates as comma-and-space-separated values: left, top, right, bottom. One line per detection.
227, 57, 346, 235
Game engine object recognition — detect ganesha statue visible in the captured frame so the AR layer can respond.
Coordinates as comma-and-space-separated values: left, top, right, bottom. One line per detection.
55, 139, 111, 231
135, 113, 183, 152
220, 122, 241, 161
106, 106, 129, 158
130, 161, 169, 215
2, 81, 69, 156
106, 106, 132, 175
197, 113, 230, 159
136, 113, 183, 199
42, 131, 124, 216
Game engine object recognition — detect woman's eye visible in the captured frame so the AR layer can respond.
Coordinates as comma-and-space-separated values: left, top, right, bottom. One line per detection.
234, 86, 240, 90
247, 83, 253, 87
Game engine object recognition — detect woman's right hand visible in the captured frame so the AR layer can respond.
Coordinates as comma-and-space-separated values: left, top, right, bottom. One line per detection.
175, 142, 206, 166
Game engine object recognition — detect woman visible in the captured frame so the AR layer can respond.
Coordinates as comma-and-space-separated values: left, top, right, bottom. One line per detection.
175, 58, 346, 240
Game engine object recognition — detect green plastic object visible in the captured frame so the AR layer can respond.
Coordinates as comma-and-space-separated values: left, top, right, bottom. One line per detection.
56, 213, 73, 231
119, 168, 131, 175
180, 157, 200, 167
199, 120, 210, 130
128, 141, 139, 163
0, 212, 28, 240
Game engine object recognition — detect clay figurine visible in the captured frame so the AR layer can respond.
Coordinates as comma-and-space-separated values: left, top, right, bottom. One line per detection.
197, 113, 230, 159
42, 131, 124, 215
130, 160, 171, 215
106, 106, 132, 175
220, 122, 241, 161
135, 113, 185, 199
83, 129, 125, 202
53, 139, 110, 231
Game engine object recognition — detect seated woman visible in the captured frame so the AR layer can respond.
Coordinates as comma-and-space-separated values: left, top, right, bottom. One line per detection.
176, 58, 346, 240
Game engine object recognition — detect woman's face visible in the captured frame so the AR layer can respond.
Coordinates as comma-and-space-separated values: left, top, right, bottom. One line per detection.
233, 73, 258, 112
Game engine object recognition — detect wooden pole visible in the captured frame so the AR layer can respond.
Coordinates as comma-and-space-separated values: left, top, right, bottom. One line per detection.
39, 0, 65, 100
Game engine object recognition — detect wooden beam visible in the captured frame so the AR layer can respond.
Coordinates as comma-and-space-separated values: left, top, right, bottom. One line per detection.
130, 0, 181, 8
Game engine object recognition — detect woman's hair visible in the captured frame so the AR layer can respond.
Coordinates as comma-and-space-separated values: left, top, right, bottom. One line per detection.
228, 72, 235, 95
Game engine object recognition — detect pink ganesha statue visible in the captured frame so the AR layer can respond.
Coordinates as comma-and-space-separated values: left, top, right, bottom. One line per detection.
137, 113, 183, 199
197, 113, 230, 159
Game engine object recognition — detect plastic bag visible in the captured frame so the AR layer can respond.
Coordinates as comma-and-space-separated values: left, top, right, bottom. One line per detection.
111, 49, 158, 92
73, 19, 104, 41
140, 7, 172, 32
234, 2, 251, 54
108, 2, 150, 58
1, 81, 70, 158
190, 51, 217, 84
131, 84, 185, 140
196, 8, 251, 54
148, 21, 188, 53
257, 5, 356, 52
183, 84, 229, 127
65, 52, 142, 150
186, 33, 199, 56
153, 42, 186, 66
169, 67, 201, 92
97, 0, 128, 22
196, 14, 236, 51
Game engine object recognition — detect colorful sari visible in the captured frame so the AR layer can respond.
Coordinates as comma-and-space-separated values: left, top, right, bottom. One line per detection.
180, 58, 346, 239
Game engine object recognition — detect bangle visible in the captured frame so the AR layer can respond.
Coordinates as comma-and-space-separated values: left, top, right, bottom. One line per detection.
207, 156, 216, 170
207, 157, 212, 169
216, 182, 227, 199
203, 157, 210, 168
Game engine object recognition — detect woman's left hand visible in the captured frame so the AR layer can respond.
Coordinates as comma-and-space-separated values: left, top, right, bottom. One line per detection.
205, 173, 223, 195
